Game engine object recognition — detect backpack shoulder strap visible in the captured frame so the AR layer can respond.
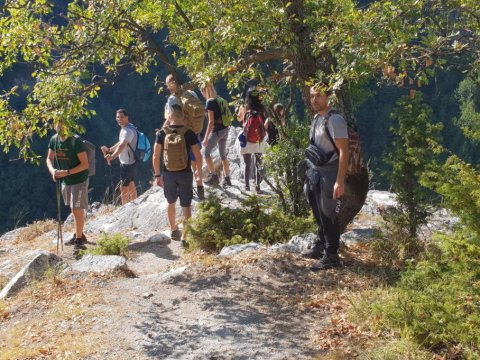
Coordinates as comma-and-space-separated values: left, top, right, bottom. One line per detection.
324, 110, 341, 155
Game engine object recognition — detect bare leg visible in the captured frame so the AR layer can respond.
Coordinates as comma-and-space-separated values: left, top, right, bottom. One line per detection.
71, 208, 85, 239
222, 159, 230, 176
120, 181, 137, 204
205, 156, 215, 174
181, 206, 192, 240
167, 202, 177, 231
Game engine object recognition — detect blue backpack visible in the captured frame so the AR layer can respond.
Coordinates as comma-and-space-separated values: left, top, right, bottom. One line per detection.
127, 124, 152, 162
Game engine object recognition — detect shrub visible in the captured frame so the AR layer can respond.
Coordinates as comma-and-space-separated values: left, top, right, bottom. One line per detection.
360, 230, 480, 359
185, 193, 315, 251
87, 233, 130, 256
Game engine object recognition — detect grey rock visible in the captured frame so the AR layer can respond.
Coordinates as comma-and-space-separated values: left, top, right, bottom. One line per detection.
360, 190, 398, 215
287, 233, 318, 252
267, 243, 301, 254
0, 227, 27, 243
340, 228, 380, 246
147, 233, 171, 244
161, 266, 188, 281
218, 242, 265, 258
0, 250, 63, 299
67, 254, 127, 274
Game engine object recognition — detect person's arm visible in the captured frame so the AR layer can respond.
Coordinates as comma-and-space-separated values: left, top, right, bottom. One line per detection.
104, 139, 128, 163
191, 143, 202, 175
202, 109, 215, 147
46, 149, 57, 182
333, 139, 349, 200
152, 141, 164, 187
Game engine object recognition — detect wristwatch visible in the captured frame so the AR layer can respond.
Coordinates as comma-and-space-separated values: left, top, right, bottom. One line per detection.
154, 174, 161, 178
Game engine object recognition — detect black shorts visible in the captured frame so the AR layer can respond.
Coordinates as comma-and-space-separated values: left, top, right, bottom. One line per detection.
163, 170, 193, 207
120, 162, 136, 186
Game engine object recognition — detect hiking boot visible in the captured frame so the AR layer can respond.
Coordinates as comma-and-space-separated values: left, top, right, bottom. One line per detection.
65, 233, 87, 246
181, 239, 189, 249
204, 173, 219, 186
72, 239, 87, 260
301, 240, 325, 259
244, 184, 250, 192
311, 253, 341, 271
196, 186, 205, 200
222, 176, 232, 187
255, 185, 263, 194
171, 228, 182, 241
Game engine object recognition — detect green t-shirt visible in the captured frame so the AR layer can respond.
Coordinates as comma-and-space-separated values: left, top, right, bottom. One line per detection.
48, 135, 89, 185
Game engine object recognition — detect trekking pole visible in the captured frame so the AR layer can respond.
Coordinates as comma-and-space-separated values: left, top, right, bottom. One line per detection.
56, 180, 63, 254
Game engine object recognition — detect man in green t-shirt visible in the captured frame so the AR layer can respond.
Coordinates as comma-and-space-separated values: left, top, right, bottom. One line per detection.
46, 122, 89, 259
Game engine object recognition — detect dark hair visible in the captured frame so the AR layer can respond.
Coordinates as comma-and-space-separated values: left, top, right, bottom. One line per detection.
116, 109, 128, 116
311, 84, 332, 96
273, 103, 284, 113
244, 87, 265, 113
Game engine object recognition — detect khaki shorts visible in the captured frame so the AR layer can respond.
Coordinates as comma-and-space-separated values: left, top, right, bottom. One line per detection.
62, 179, 89, 209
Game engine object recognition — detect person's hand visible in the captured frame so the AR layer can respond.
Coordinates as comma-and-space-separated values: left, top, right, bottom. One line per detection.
155, 175, 164, 188
51, 169, 57, 182
333, 181, 344, 200
54, 169, 69, 179
100, 146, 109, 156
202, 139, 208, 147
104, 153, 112, 165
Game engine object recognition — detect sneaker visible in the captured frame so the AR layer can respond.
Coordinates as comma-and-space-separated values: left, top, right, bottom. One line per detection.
301, 240, 325, 259
255, 185, 263, 194
222, 176, 232, 187
204, 173, 219, 186
196, 186, 205, 200
171, 228, 182, 241
311, 253, 341, 271
73, 239, 87, 260
65, 233, 87, 246
244, 184, 250, 192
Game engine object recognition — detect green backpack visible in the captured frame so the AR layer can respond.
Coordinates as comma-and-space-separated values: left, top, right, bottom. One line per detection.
215, 96, 233, 127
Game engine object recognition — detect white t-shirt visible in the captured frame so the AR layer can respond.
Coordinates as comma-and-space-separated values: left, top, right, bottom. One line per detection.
311, 109, 348, 163
119, 125, 137, 165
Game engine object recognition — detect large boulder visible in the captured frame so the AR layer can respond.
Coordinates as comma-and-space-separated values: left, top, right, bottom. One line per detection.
0, 250, 63, 299
66, 254, 127, 274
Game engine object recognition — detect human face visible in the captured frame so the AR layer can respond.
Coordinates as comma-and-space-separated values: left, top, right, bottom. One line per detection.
116, 111, 129, 127
310, 87, 329, 114
166, 78, 179, 94
54, 122, 63, 134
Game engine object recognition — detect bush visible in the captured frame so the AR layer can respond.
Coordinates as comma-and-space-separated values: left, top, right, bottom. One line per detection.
87, 233, 130, 256
185, 193, 315, 251
362, 230, 480, 358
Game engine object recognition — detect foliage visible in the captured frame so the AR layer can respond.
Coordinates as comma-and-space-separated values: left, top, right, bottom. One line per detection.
86, 232, 130, 256
185, 193, 315, 251
381, 94, 442, 260
362, 230, 480, 359
0, 0, 479, 158
263, 120, 310, 216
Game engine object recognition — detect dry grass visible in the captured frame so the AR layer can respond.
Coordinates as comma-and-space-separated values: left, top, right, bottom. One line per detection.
13, 219, 57, 244
0, 274, 103, 359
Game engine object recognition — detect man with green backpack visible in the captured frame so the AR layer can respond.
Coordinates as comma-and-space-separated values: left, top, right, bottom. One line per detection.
200, 82, 233, 187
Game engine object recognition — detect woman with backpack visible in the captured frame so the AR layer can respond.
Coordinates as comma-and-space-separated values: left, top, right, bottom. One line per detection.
238, 86, 268, 193
200, 83, 232, 187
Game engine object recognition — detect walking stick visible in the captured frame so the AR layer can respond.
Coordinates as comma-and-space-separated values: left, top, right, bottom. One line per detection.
56, 181, 63, 254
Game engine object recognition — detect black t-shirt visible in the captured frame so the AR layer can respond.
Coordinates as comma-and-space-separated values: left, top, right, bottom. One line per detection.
156, 125, 198, 172
206, 98, 227, 133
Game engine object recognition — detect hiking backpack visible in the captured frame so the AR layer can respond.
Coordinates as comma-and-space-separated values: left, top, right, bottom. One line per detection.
215, 97, 233, 127
163, 126, 189, 171
180, 90, 205, 134
127, 124, 152, 163
243, 111, 266, 143
54, 134, 96, 176
324, 110, 364, 176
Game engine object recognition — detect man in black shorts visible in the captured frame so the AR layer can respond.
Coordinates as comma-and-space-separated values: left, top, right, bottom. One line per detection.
153, 98, 202, 246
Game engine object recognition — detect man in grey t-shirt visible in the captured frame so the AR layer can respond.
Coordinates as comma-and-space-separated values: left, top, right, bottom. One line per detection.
101, 109, 138, 204
304, 86, 349, 270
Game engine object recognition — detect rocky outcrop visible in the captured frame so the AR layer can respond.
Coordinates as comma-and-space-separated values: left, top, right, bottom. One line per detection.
0, 251, 63, 299
65, 254, 128, 274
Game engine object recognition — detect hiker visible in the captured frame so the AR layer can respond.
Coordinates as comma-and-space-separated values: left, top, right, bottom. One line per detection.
152, 98, 202, 246
165, 74, 205, 200
238, 86, 268, 193
302, 85, 349, 270
200, 82, 232, 187
264, 103, 286, 146
100, 109, 138, 205
46, 122, 89, 258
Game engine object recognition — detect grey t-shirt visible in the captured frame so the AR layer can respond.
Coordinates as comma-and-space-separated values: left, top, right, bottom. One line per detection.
310, 109, 348, 163
119, 125, 137, 165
